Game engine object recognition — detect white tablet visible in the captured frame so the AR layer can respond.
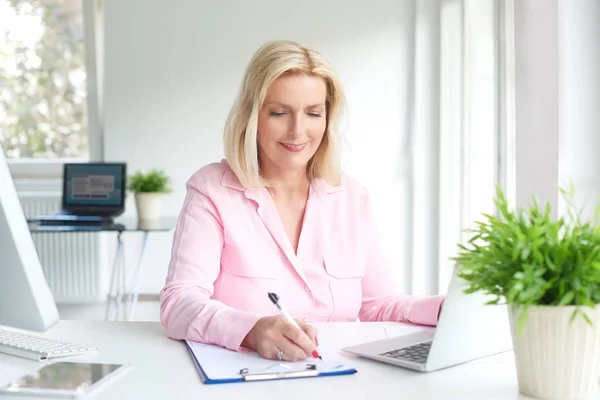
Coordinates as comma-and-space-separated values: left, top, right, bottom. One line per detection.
0, 361, 129, 399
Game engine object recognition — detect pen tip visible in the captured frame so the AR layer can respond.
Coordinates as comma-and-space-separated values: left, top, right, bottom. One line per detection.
319, 356, 323, 360
268, 292, 279, 304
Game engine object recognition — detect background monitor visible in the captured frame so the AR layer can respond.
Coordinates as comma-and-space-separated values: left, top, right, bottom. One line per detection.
62, 163, 126, 216
0, 143, 59, 332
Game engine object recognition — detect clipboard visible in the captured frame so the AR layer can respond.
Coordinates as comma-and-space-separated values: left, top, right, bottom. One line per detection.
185, 340, 357, 384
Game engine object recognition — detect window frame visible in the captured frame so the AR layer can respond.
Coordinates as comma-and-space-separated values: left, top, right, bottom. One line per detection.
6, 0, 104, 181
495, 0, 516, 207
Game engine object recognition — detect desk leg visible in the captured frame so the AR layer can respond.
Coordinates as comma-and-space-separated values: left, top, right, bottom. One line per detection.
115, 245, 129, 320
125, 232, 149, 320
105, 232, 125, 321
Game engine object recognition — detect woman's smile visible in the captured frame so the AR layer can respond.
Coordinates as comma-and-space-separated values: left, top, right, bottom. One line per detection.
279, 142, 307, 152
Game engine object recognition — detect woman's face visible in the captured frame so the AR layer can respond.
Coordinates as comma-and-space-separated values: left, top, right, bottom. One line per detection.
257, 73, 327, 177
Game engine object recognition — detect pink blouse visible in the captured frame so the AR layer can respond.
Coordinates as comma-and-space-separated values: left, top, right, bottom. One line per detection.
160, 160, 444, 351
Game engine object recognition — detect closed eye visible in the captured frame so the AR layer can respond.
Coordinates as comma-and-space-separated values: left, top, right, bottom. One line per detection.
308, 113, 322, 118
269, 112, 285, 117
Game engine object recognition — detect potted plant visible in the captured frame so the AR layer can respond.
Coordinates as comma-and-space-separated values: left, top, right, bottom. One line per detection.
127, 169, 172, 220
452, 185, 600, 400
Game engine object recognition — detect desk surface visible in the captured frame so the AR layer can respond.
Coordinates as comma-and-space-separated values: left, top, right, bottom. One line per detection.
27, 216, 177, 233
0, 321, 560, 400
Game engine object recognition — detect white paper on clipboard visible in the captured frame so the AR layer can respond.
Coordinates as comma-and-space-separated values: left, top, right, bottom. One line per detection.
186, 340, 356, 383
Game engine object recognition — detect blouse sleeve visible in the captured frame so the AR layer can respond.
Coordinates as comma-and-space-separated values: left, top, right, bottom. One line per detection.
159, 183, 262, 350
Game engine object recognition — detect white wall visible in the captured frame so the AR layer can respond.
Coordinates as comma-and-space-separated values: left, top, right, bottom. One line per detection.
557, 0, 600, 220
103, 0, 417, 293
513, 0, 600, 220
513, 0, 559, 212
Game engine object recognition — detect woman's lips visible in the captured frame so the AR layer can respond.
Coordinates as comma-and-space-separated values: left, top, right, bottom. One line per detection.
280, 143, 307, 152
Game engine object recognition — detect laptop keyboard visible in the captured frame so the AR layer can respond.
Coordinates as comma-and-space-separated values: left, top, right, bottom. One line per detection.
378, 341, 432, 364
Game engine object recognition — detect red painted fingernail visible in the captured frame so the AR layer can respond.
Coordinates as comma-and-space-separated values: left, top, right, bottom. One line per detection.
312, 350, 320, 359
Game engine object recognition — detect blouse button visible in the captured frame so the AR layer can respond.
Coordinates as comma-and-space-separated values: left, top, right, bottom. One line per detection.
304, 285, 310, 291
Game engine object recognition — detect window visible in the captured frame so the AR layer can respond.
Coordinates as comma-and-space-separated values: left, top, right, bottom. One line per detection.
0, 0, 90, 161
437, 0, 502, 293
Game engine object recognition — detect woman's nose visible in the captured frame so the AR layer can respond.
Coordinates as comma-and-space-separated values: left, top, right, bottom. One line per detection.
289, 114, 305, 136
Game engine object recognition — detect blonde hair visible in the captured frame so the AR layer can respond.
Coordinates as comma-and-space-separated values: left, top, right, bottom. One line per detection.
223, 40, 345, 188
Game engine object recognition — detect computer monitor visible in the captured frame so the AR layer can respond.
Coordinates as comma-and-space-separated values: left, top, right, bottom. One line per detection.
0, 144, 59, 332
62, 163, 126, 217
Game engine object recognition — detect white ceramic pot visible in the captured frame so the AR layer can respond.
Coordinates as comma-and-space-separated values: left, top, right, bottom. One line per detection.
509, 304, 600, 400
134, 192, 163, 220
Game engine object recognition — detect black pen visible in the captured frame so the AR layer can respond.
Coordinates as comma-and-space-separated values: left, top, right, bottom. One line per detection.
268, 292, 322, 360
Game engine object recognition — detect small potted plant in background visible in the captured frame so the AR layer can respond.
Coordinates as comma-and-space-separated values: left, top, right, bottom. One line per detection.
452, 185, 600, 400
127, 169, 172, 220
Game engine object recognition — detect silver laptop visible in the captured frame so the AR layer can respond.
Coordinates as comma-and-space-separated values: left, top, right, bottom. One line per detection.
341, 269, 512, 372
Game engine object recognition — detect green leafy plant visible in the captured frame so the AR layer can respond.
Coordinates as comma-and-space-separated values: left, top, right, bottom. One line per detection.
127, 169, 172, 193
452, 184, 600, 331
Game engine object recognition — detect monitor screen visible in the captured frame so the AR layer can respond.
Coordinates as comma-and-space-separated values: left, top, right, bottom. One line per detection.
63, 164, 126, 208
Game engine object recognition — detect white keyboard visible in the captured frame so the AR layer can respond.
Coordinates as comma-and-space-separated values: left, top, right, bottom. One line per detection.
0, 328, 96, 361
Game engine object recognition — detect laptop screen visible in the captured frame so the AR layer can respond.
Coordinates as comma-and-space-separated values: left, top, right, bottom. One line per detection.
63, 164, 126, 209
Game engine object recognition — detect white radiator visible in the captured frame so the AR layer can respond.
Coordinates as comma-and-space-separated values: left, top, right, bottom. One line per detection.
19, 193, 108, 304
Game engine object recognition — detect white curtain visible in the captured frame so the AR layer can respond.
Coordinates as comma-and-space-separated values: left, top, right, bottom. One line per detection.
401, 0, 499, 295
512, 0, 600, 221
556, 0, 600, 220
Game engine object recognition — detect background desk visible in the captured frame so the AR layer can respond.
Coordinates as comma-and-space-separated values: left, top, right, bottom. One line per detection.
28, 218, 177, 321
0, 321, 561, 400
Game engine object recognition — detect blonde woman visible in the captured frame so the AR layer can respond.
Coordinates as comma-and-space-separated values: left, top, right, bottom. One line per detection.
160, 40, 444, 362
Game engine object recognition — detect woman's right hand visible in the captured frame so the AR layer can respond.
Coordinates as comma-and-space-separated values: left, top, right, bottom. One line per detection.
241, 315, 319, 361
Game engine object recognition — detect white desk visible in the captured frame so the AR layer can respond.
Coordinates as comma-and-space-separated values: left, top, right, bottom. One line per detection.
0, 321, 567, 400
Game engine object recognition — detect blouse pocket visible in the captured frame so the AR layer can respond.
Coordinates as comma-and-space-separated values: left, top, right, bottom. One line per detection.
220, 244, 279, 280
323, 254, 365, 279
218, 244, 282, 312
323, 254, 365, 320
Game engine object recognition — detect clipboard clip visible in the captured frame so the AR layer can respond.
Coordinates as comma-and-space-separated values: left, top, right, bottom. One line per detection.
239, 364, 318, 381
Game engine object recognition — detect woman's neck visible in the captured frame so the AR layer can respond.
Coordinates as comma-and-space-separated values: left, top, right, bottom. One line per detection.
263, 167, 310, 200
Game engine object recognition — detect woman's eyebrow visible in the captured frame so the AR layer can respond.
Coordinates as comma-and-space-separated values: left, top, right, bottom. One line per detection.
265, 101, 292, 108
265, 101, 325, 109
